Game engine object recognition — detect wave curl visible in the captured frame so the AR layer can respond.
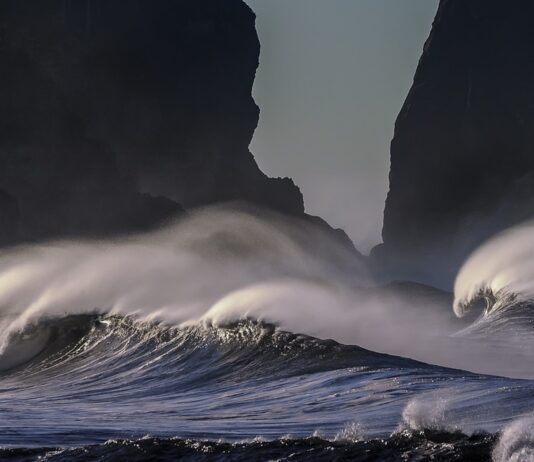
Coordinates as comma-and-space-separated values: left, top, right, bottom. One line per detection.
454, 221, 534, 319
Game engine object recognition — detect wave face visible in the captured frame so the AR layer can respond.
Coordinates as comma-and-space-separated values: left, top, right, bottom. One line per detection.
3, 209, 534, 459
2, 314, 534, 453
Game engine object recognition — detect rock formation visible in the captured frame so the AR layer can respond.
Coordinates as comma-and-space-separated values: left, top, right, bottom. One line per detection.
378, 0, 534, 286
0, 0, 316, 245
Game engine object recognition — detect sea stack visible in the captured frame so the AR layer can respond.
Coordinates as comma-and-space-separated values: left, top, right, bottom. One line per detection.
0, 0, 306, 244
377, 0, 534, 286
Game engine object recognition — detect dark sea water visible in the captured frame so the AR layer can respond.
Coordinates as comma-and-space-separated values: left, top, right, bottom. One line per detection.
0, 314, 532, 462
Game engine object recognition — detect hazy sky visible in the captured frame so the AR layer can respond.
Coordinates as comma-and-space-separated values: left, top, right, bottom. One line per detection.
245, 0, 439, 252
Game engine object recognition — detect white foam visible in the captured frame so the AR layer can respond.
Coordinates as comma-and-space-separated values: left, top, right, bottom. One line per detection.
399, 395, 452, 432
493, 416, 534, 462
334, 422, 366, 443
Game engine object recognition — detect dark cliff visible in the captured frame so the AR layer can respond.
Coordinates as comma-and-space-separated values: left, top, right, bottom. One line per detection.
0, 0, 309, 245
378, 0, 534, 286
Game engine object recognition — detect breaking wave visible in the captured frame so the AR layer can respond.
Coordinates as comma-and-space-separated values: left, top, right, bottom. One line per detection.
454, 221, 534, 319
451, 221, 534, 351
3, 208, 534, 458
0, 206, 365, 351
0, 206, 469, 373
493, 416, 534, 462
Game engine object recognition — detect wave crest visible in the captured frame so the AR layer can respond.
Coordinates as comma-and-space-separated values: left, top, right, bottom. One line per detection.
493, 416, 534, 462
0, 314, 397, 378
454, 221, 534, 319
0, 207, 365, 351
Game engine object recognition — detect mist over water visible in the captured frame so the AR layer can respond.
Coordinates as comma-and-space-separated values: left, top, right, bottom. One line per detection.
2, 206, 534, 377
2, 208, 534, 459
0, 207, 363, 345
0, 206, 476, 372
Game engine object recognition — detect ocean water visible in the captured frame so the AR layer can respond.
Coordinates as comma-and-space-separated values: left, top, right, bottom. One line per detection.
1, 208, 534, 461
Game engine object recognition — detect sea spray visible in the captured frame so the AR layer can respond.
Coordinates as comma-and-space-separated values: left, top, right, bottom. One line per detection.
454, 221, 534, 318
0, 206, 461, 366
493, 416, 534, 462
0, 206, 532, 376
0, 207, 364, 350
400, 396, 451, 432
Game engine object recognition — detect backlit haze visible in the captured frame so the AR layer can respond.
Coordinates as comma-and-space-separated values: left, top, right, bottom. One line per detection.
246, 0, 439, 252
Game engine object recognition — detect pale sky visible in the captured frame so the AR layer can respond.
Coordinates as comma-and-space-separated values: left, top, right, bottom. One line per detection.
245, 0, 439, 252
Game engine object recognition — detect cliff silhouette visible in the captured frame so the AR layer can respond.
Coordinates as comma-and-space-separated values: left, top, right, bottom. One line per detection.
0, 0, 344, 246
376, 0, 534, 286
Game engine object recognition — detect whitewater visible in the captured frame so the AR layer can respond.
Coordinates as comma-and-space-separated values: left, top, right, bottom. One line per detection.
2, 207, 534, 460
